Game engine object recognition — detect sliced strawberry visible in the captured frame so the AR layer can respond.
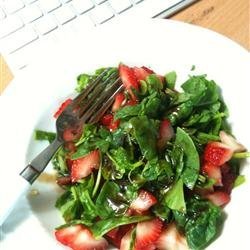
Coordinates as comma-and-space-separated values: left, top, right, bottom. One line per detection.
101, 114, 120, 131
55, 224, 82, 246
71, 226, 108, 250
203, 141, 233, 166
125, 99, 138, 106
135, 218, 163, 248
56, 176, 72, 186
54, 98, 72, 118
112, 92, 126, 112
219, 131, 246, 153
206, 191, 230, 206
71, 150, 100, 182
157, 119, 174, 149
63, 125, 83, 142
156, 223, 188, 250
133, 66, 151, 81
101, 114, 114, 126
141, 66, 154, 74
202, 161, 222, 186
106, 227, 119, 240
108, 118, 120, 132
216, 164, 236, 194
119, 63, 138, 99
120, 229, 134, 250
130, 190, 157, 213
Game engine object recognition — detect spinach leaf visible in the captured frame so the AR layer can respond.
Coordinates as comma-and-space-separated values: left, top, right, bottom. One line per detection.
181, 75, 219, 106
91, 215, 152, 238
55, 189, 82, 222
165, 71, 177, 89
175, 127, 200, 189
107, 147, 142, 178
96, 181, 128, 219
34, 130, 56, 143
174, 197, 223, 250
72, 125, 111, 159
142, 158, 173, 182
130, 116, 159, 160
163, 178, 186, 213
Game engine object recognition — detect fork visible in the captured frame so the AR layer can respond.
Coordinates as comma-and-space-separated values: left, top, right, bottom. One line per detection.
0, 68, 123, 226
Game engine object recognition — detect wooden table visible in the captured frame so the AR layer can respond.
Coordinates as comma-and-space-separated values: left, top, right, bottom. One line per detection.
0, 0, 249, 94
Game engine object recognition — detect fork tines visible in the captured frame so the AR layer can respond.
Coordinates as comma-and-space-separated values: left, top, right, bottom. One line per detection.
68, 68, 123, 124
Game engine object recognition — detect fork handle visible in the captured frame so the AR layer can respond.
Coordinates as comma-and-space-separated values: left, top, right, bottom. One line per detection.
20, 138, 62, 184
0, 139, 62, 226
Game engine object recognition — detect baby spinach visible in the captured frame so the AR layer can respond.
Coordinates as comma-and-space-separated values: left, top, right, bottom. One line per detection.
174, 127, 200, 189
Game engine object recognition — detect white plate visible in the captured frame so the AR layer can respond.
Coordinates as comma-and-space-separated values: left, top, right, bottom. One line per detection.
0, 18, 249, 250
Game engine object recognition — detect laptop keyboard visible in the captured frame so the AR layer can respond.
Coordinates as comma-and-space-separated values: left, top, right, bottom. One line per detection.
0, 0, 139, 53
0, 0, 194, 71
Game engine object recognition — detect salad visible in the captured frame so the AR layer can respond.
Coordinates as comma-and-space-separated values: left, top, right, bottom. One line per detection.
36, 64, 249, 250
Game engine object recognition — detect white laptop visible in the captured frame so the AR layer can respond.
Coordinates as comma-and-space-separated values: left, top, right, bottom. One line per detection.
0, 0, 197, 74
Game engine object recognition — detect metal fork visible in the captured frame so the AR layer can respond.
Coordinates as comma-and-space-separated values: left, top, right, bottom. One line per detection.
0, 68, 123, 226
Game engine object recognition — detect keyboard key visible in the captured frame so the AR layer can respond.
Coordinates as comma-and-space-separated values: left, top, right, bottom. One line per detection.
109, 0, 132, 13
24, 0, 38, 4
2, 0, 25, 14
94, 0, 107, 4
1, 26, 38, 53
54, 6, 76, 25
133, 0, 144, 3
0, 15, 23, 38
60, 0, 72, 3
38, 0, 61, 13
90, 4, 114, 24
0, 8, 6, 20
34, 15, 58, 35
19, 5, 43, 23
71, 0, 94, 15
71, 13, 95, 31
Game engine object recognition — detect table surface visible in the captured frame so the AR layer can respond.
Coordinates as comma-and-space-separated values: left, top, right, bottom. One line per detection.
0, 0, 249, 94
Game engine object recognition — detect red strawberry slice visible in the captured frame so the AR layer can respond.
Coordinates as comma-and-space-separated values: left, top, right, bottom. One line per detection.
101, 114, 114, 126
120, 229, 134, 250
112, 92, 125, 112
71, 226, 108, 250
119, 63, 138, 99
203, 142, 233, 166
202, 161, 222, 186
55, 225, 82, 246
135, 218, 163, 248
130, 190, 157, 213
206, 191, 230, 206
141, 66, 154, 74
108, 119, 120, 132
71, 150, 100, 182
156, 223, 188, 250
54, 98, 72, 118
101, 114, 120, 131
218, 164, 236, 194
157, 119, 174, 149
133, 66, 151, 81
219, 131, 246, 153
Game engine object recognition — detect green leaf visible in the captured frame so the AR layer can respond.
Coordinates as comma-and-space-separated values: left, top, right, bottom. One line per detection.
181, 75, 219, 106
145, 74, 163, 92
175, 127, 200, 189
175, 197, 223, 250
34, 130, 56, 143
233, 175, 246, 188
96, 181, 128, 219
91, 215, 152, 238
164, 178, 186, 213
130, 116, 159, 160
165, 71, 177, 89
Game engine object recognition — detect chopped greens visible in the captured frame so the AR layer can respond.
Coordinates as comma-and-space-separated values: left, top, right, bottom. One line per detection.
37, 64, 248, 250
